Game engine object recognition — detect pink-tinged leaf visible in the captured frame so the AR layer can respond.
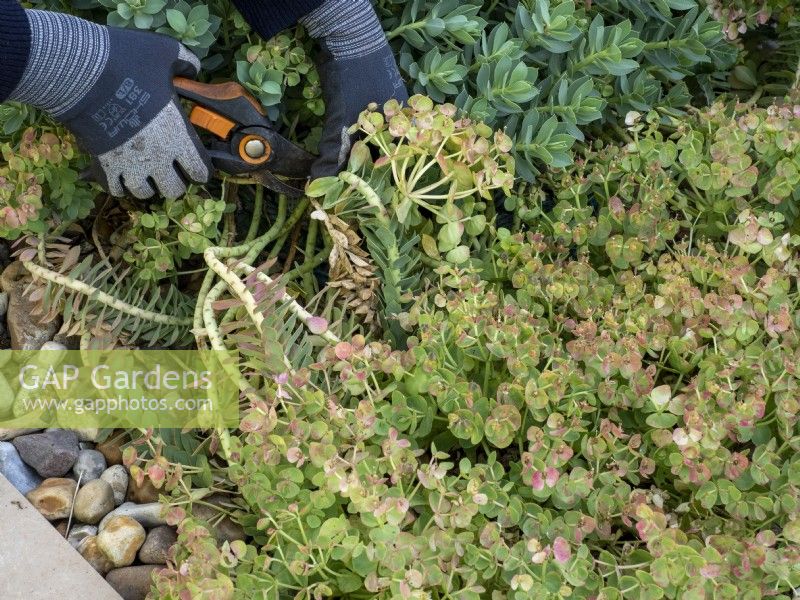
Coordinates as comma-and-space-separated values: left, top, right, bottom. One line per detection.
335, 342, 354, 360
531, 471, 545, 491
211, 298, 243, 311
130, 465, 145, 487
166, 506, 186, 526
287, 448, 303, 464
18, 248, 37, 263
553, 537, 571, 564
700, 564, 721, 578
251, 282, 267, 302
147, 464, 166, 486
307, 317, 328, 334
545, 467, 559, 487
122, 446, 138, 467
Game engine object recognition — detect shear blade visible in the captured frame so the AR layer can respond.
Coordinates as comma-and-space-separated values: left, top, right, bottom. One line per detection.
251, 169, 307, 198
265, 132, 316, 179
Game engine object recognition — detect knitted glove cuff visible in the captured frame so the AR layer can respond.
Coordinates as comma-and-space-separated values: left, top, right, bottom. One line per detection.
300, 0, 387, 60
10, 10, 109, 117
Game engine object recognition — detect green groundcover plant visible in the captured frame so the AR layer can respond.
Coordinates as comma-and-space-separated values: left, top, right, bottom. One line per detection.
2, 1, 800, 599
142, 99, 800, 599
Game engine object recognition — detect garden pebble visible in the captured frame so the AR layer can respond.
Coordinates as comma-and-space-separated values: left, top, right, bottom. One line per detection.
66, 523, 97, 549
99, 501, 166, 530
73, 479, 115, 524
72, 449, 107, 482
138, 525, 177, 564
0, 428, 40, 441
100, 464, 129, 506
78, 535, 114, 575
40, 341, 67, 351
13, 429, 80, 477
96, 515, 146, 568
0, 440, 42, 495
106, 565, 163, 600
45, 426, 101, 443
96, 435, 125, 465
126, 474, 160, 503
25, 478, 77, 520
1, 261, 59, 349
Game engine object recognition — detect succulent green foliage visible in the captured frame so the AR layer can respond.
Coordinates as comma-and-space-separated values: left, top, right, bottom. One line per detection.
381, 0, 737, 180
158, 1, 221, 58
0, 127, 94, 238
150, 102, 800, 600
307, 96, 515, 336
154, 218, 800, 597
116, 191, 226, 281
235, 33, 323, 123
508, 101, 800, 249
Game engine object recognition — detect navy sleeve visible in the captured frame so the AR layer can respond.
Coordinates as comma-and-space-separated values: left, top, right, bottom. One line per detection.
0, 0, 31, 102
231, 0, 324, 40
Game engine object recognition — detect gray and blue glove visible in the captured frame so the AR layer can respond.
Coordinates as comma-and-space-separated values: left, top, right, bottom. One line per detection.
10, 10, 211, 199
300, 0, 408, 178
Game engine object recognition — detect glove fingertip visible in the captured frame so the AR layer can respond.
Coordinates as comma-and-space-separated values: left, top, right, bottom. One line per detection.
311, 126, 351, 179
174, 44, 202, 78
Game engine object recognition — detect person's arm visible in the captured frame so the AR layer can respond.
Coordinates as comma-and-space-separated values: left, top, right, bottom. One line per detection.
231, 0, 323, 41
0, 3, 210, 199
0, 0, 32, 103
234, 0, 408, 178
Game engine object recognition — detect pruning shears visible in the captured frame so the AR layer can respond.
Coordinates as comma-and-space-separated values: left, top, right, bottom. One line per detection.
174, 77, 315, 197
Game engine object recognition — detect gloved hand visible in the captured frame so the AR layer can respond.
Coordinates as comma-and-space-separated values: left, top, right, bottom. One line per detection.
10, 10, 211, 199
300, 0, 408, 179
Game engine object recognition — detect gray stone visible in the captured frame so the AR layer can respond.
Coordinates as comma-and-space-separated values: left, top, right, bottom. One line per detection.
66, 523, 97, 549
73, 479, 115, 525
106, 565, 163, 600
96, 515, 146, 568
76, 429, 101, 443
73, 449, 107, 482
1, 261, 60, 350
99, 501, 167, 531
138, 525, 177, 564
100, 464, 129, 506
25, 478, 77, 520
0, 291, 8, 318
0, 428, 41, 441
0, 441, 42, 495
78, 535, 115, 575
46, 427, 101, 442
13, 429, 80, 477
52, 332, 81, 350
40, 341, 67, 351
